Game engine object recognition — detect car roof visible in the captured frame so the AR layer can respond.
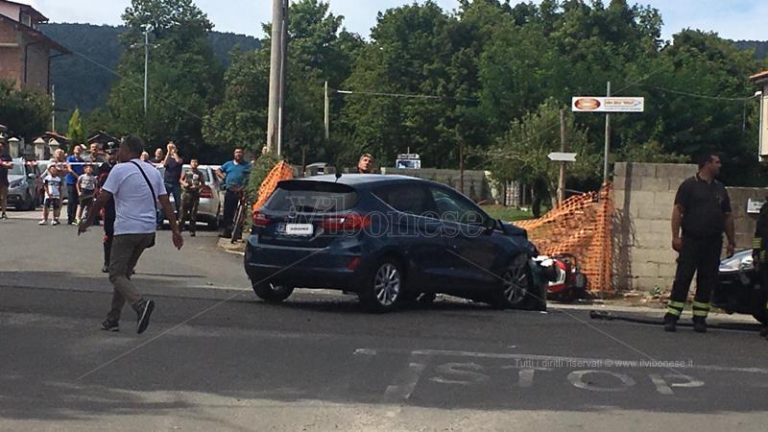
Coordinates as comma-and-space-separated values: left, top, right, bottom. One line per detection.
294, 174, 426, 187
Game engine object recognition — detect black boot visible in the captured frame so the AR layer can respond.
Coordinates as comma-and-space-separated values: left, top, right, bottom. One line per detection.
693, 316, 707, 333
760, 325, 768, 338
663, 313, 678, 332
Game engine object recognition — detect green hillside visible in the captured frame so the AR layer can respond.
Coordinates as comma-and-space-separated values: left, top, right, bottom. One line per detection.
40, 23, 261, 114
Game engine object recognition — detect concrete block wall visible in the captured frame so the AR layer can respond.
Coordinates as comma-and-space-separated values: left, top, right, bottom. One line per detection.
613, 162, 696, 292
380, 168, 492, 202
613, 162, 768, 292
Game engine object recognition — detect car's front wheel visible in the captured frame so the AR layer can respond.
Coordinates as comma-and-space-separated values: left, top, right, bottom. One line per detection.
359, 258, 404, 313
491, 254, 534, 309
252, 282, 294, 303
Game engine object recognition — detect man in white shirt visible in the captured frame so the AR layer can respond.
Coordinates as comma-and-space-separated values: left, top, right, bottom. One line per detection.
79, 135, 183, 334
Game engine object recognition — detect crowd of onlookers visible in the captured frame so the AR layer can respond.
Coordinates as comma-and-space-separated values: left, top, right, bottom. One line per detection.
0, 138, 254, 239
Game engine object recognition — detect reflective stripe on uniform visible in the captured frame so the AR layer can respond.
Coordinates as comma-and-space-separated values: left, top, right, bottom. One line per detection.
667, 301, 685, 316
753, 238, 762, 249
692, 301, 710, 317
692, 301, 711, 310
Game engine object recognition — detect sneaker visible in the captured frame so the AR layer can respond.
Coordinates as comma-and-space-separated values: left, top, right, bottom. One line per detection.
760, 326, 768, 338
39, 219, 47, 225
101, 318, 120, 332
663, 313, 677, 332
136, 299, 155, 334
1, 213, 7, 220
693, 316, 707, 333
74, 218, 81, 225
190, 232, 196, 237
52, 219, 60, 226
101, 265, 109, 273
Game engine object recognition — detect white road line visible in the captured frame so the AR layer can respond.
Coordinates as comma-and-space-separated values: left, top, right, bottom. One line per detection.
353, 348, 768, 375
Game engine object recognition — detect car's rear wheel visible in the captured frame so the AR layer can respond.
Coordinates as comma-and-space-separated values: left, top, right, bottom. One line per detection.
491, 254, 533, 309
252, 282, 294, 303
359, 259, 403, 313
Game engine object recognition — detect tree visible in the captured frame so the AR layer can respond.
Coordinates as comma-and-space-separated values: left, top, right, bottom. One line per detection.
67, 108, 86, 146
105, 0, 223, 158
0, 80, 51, 141
202, 49, 269, 155
205, 0, 363, 164
340, 1, 461, 168
489, 99, 599, 216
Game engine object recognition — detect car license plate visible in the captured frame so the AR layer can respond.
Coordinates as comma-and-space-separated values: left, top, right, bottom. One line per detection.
285, 223, 314, 236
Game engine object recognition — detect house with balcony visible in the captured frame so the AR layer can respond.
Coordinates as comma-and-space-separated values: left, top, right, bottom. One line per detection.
0, 0, 69, 94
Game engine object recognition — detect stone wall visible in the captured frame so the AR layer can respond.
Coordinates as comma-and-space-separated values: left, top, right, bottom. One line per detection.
380, 168, 493, 202
613, 162, 768, 292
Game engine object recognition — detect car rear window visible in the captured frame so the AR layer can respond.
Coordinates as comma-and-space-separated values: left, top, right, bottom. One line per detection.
374, 184, 435, 215
265, 181, 358, 213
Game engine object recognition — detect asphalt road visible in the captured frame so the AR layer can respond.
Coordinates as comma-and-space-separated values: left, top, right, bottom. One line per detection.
2, 210, 768, 431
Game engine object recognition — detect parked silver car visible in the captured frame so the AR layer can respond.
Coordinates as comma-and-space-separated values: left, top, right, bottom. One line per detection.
159, 164, 222, 229
7, 158, 41, 210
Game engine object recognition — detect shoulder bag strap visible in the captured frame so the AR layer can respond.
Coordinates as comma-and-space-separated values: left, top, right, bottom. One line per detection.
129, 161, 157, 210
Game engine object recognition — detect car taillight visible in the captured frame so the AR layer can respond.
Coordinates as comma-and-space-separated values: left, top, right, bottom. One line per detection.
200, 185, 212, 198
321, 213, 371, 233
253, 210, 271, 227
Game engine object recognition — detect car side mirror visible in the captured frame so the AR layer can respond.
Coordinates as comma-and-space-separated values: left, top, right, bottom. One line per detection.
483, 218, 496, 235
497, 219, 508, 235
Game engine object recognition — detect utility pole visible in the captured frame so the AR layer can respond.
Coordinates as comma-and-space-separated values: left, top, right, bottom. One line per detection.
324, 81, 330, 140
558, 109, 567, 206
143, 27, 149, 116
276, 0, 288, 156
603, 81, 611, 183
51, 84, 56, 131
266, 0, 284, 154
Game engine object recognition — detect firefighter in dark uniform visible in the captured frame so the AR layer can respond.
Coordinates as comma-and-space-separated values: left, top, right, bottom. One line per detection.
751, 200, 768, 339
665, 153, 736, 333
96, 142, 118, 273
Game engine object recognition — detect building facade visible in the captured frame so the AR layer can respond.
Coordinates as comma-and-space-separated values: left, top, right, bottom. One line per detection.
0, 0, 69, 94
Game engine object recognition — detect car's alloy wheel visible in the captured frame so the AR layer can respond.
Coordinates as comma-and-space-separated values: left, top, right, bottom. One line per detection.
494, 254, 531, 309
360, 259, 404, 312
374, 263, 401, 306
252, 282, 294, 303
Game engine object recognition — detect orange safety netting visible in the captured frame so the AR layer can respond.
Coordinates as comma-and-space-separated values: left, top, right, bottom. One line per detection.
252, 161, 294, 212
515, 183, 614, 293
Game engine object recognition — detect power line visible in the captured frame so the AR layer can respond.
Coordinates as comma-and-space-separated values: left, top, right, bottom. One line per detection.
652, 86, 760, 101
335, 89, 479, 103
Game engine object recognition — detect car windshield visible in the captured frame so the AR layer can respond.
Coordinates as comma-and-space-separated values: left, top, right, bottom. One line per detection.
8, 162, 24, 176
266, 181, 358, 213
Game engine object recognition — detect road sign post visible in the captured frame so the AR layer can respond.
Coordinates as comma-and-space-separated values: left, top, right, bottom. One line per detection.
572, 90, 645, 182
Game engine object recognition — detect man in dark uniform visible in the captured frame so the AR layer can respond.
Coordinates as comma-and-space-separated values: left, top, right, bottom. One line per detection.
96, 142, 118, 273
751, 200, 768, 339
665, 153, 736, 333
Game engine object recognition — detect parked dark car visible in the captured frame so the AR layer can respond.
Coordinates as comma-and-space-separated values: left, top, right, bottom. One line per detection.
716, 249, 767, 324
244, 174, 549, 312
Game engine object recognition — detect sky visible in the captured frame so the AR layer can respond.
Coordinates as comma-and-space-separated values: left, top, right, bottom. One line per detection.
20, 0, 768, 41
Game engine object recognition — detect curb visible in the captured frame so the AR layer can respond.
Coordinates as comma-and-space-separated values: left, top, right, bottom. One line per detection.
218, 237, 245, 256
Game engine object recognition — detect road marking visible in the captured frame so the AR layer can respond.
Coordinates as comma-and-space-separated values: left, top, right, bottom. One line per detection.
383, 361, 428, 403
353, 348, 768, 375
649, 373, 705, 395
430, 362, 490, 385
568, 370, 636, 392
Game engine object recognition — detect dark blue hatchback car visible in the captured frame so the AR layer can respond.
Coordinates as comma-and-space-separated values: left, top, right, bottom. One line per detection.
244, 174, 548, 312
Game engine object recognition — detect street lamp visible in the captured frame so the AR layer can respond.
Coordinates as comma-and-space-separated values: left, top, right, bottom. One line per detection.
130, 25, 156, 116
